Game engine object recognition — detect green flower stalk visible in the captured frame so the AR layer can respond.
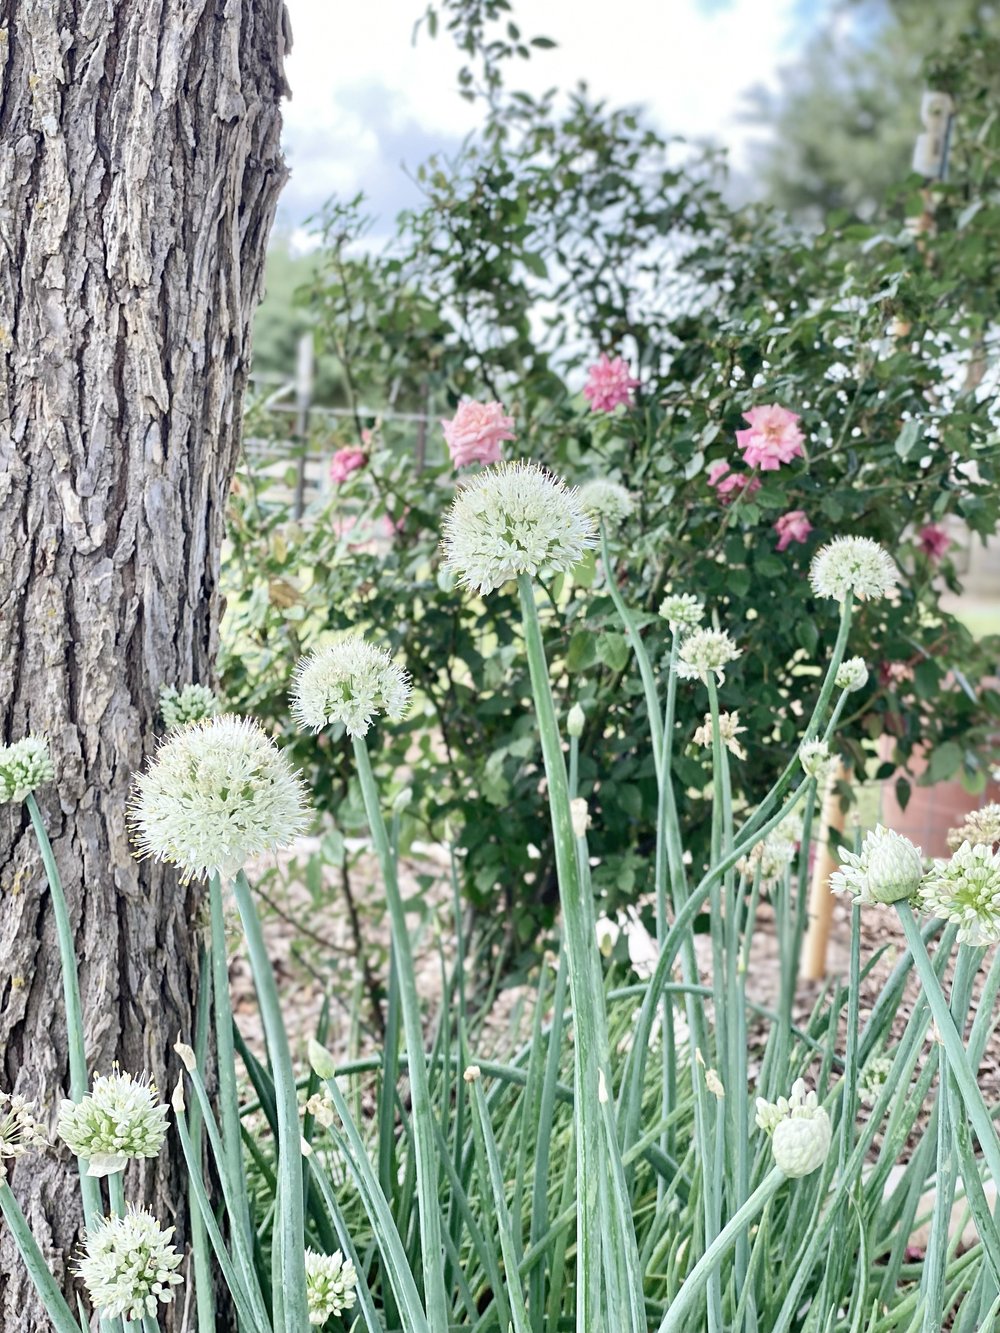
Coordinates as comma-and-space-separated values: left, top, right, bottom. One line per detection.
291, 640, 448, 1332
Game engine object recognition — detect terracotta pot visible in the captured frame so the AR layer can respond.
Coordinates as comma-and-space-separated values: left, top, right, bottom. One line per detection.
879, 737, 1000, 857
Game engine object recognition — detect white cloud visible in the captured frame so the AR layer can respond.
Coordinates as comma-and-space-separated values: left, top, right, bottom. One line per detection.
280, 0, 811, 228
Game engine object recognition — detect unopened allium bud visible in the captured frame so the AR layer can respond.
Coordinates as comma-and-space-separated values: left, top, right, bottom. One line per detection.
798, 739, 836, 784
809, 537, 898, 603
831, 825, 923, 906
674, 628, 741, 683
835, 657, 869, 692
441, 461, 597, 595
772, 1108, 832, 1178
756, 1079, 831, 1178
659, 593, 704, 631
595, 915, 620, 957
566, 703, 586, 738
129, 715, 309, 882
58, 1071, 168, 1177
463, 1065, 481, 1083
570, 797, 590, 840
705, 1068, 725, 1099
77, 1206, 183, 1322
919, 841, 1000, 945
305, 1248, 358, 1325
158, 683, 219, 731
578, 479, 635, 528
0, 737, 54, 805
291, 638, 411, 738
0, 1091, 48, 1170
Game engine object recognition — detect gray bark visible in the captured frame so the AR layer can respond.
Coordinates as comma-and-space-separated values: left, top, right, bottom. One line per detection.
0, 2, 289, 1327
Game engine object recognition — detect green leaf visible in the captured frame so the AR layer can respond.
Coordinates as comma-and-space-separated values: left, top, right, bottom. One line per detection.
597, 631, 630, 672
894, 420, 922, 460
924, 741, 963, 784
566, 630, 598, 672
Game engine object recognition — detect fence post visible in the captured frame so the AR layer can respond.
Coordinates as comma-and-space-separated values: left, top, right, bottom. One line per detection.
292, 331, 314, 519
801, 762, 851, 982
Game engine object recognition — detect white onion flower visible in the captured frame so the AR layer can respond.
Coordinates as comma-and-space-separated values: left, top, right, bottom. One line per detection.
809, 537, 898, 602
570, 797, 590, 840
858, 1055, 893, 1108
693, 710, 747, 760
0, 1091, 48, 1171
441, 461, 596, 595
659, 593, 704, 631
798, 739, 837, 784
0, 737, 54, 805
305, 1248, 358, 1324
947, 803, 1000, 852
129, 715, 310, 882
674, 628, 741, 683
595, 915, 621, 957
58, 1071, 168, 1177
831, 825, 924, 906
578, 478, 635, 527
290, 638, 411, 738
835, 657, 869, 692
77, 1206, 183, 1322
756, 1079, 831, 1178
919, 841, 1000, 945
739, 834, 797, 888
159, 683, 219, 731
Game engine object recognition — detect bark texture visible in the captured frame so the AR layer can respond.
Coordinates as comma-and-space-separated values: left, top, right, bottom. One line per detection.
0, 2, 289, 1327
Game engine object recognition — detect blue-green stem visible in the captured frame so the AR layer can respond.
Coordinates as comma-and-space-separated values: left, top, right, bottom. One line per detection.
518, 573, 627, 1333
231, 869, 308, 1333
657, 1168, 787, 1333
209, 873, 255, 1263
353, 736, 448, 1332
739, 598, 854, 843
24, 794, 102, 1232
0, 1180, 84, 1333
188, 944, 216, 1333
896, 906, 1000, 1228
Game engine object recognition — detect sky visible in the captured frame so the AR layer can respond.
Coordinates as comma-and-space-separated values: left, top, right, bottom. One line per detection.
278, 0, 818, 237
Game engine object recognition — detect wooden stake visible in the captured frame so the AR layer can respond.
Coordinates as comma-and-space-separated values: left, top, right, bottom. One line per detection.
802, 762, 852, 982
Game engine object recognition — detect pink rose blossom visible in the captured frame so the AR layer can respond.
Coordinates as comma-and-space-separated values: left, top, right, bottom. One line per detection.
918, 524, 950, 562
774, 510, 813, 552
330, 447, 367, 485
735, 404, 805, 471
441, 400, 516, 469
708, 461, 761, 506
583, 353, 640, 413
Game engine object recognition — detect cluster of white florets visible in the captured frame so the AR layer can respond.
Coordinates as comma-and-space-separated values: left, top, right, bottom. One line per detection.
159, 683, 219, 731
57, 1071, 168, 1177
305, 1248, 359, 1324
290, 639, 411, 738
129, 716, 309, 882
809, 537, 898, 603
0, 737, 54, 805
831, 826, 924, 907
577, 479, 635, 528
76, 1206, 183, 1322
441, 461, 596, 595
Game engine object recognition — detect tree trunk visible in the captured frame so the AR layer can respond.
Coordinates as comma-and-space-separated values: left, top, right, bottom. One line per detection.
0, 3, 289, 1327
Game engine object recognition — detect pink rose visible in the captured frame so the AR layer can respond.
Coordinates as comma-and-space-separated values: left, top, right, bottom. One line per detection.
774, 509, 813, 552
735, 404, 805, 471
330, 447, 367, 485
583, 353, 640, 413
918, 524, 950, 562
708, 461, 761, 505
441, 400, 516, 469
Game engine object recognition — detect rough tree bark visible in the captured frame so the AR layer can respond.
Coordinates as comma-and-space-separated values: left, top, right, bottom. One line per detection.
0, 3, 289, 1328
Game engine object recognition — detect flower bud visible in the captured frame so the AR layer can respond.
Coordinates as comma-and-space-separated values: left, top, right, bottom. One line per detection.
772, 1108, 832, 1178
570, 797, 590, 840
566, 703, 586, 738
